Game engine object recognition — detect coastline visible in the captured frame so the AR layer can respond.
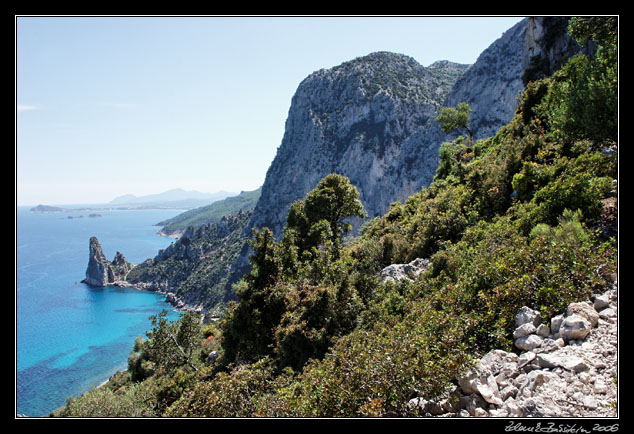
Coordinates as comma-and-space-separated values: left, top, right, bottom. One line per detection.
17, 207, 187, 418
157, 228, 183, 239
112, 280, 205, 319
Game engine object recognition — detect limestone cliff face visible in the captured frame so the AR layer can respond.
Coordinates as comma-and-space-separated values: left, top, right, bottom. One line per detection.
248, 20, 535, 240
444, 19, 527, 141
446, 18, 587, 144
521, 17, 593, 84
249, 52, 470, 238
82, 236, 132, 286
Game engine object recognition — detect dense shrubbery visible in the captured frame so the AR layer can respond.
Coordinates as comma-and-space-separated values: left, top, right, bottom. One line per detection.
56, 17, 617, 418
220, 174, 367, 371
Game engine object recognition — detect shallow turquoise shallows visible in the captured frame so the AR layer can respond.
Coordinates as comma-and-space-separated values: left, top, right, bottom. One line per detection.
16, 206, 184, 417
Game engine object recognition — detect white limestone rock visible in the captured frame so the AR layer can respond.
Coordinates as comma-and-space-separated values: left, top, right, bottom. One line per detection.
560, 314, 592, 341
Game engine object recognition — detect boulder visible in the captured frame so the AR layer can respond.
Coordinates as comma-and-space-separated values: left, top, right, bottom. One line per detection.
562, 357, 590, 373
457, 371, 479, 395
517, 352, 536, 369
559, 314, 592, 341
535, 352, 589, 373
536, 324, 550, 337
535, 353, 560, 369
515, 306, 542, 328
513, 323, 537, 339
515, 334, 544, 351
567, 302, 599, 327
379, 258, 429, 282
550, 314, 565, 336
476, 374, 504, 405
593, 293, 611, 312
598, 308, 617, 320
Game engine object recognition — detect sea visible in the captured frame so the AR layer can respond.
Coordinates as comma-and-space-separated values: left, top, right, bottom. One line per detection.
16, 206, 185, 417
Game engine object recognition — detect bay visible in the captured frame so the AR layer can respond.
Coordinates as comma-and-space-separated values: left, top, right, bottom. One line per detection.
16, 206, 185, 417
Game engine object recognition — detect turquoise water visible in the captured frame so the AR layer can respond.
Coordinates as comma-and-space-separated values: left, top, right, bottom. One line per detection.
16, 206, 184, 417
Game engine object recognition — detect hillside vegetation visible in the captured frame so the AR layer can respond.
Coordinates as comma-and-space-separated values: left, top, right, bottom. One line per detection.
54, 17, 617, 418
125, 210, 253, 313
156, 188, 261, 237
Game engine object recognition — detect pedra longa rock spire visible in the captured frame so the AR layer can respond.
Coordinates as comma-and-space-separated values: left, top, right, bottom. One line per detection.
81, 236, 132, 287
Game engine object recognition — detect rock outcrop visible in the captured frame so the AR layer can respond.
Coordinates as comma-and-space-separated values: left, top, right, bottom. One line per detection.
81, 236, 133, 286
522, 16, 595, 85
248, 52, 471, 239
247, 17, 593, 245
408, 283, 618, 418
379, 258, 429, 283
443, 19, 527, 141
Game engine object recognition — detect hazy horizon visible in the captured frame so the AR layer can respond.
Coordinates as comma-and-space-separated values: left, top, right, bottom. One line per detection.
18, 186, 249, 207
16, 15, 525, 206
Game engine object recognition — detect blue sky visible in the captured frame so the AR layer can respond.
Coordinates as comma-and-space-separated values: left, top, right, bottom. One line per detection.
16, 16, 525, 206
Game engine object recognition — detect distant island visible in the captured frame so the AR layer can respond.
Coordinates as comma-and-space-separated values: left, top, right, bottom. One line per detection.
30, 204, 66, 213
65, 214, 103, 219
30, 204, 110, 213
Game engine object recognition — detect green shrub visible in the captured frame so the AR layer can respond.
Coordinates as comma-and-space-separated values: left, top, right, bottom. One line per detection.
268, 305, 473, 417
165, 358, 275, 417
423, 213, 615, 352
58, 382, 157, 417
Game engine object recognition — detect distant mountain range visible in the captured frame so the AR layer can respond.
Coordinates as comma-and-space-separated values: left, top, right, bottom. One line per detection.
29, 188, 238, 212
109, 188, 236, 207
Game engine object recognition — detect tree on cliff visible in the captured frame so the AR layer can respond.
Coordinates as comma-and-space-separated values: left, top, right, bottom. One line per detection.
541, 16, 618, 145
436, 102, 473, 143
292, 173, 366, 259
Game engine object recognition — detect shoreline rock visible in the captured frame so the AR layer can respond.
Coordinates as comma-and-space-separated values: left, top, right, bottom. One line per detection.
81, 236, 204, 319
157, 228, 183, 239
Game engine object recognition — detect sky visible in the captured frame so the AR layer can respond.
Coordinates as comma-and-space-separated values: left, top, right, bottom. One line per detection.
16, 15, 525, 206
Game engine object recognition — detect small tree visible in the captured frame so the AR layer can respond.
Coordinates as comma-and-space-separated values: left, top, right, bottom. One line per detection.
302, 174, 366, 257
246, 227, 280, 291
142, 310, 202, 375
436, 102, 473, 143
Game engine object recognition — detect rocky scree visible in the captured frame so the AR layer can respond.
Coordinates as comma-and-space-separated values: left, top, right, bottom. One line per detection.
408, 280, 617, 417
